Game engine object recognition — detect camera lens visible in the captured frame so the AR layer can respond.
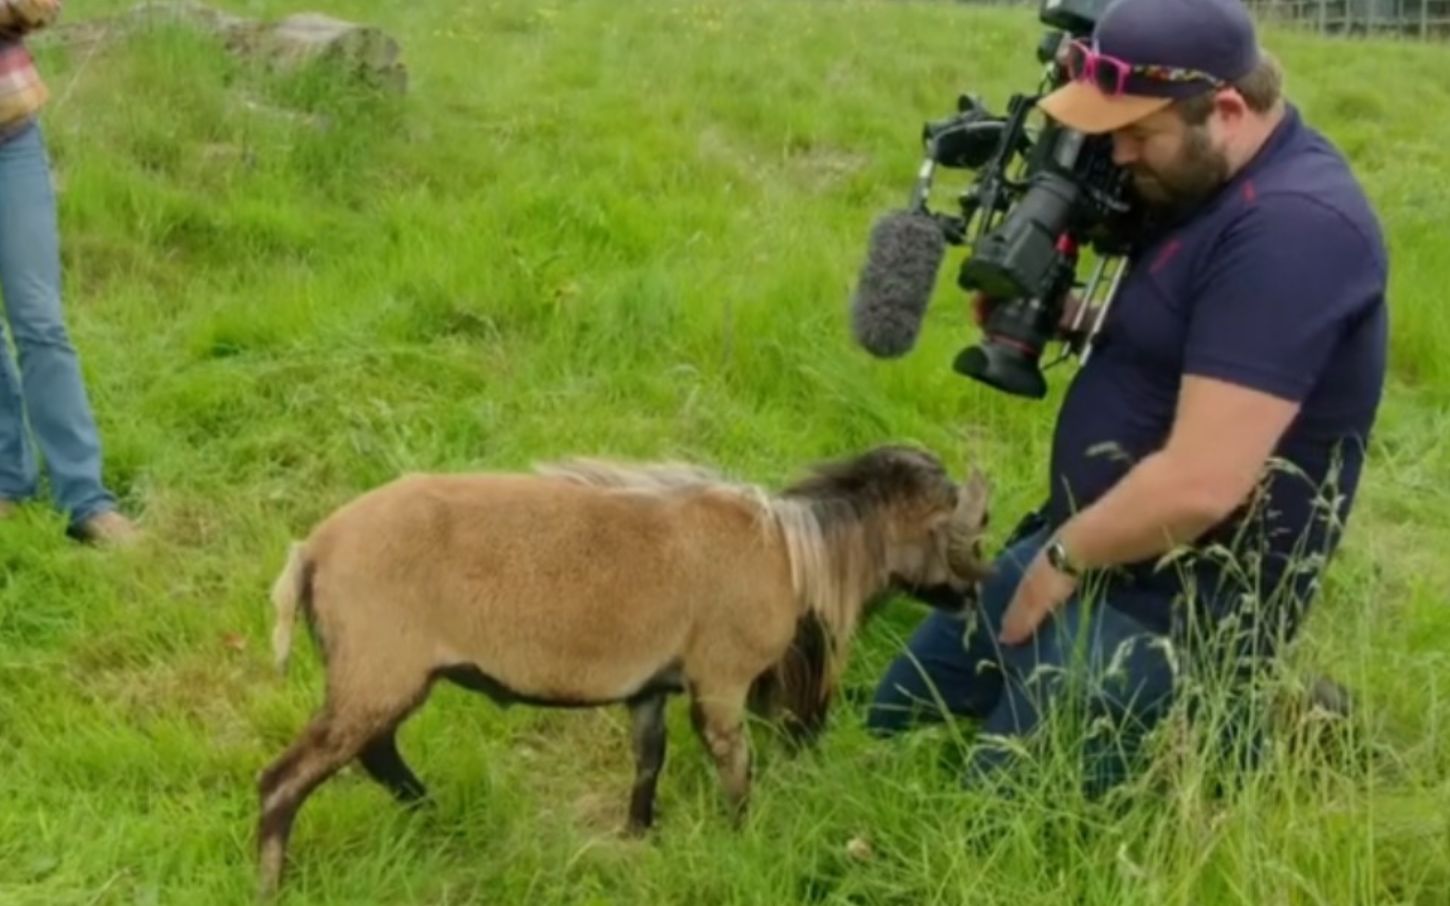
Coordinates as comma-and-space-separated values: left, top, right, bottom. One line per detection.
958, 169, 1078, 300
952, 291, 1059, 399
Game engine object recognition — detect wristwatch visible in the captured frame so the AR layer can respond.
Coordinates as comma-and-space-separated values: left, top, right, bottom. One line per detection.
1045, 537, 1084, 578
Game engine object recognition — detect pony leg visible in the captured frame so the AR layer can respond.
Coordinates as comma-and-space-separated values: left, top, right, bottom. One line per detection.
358, 726, 429, 805
256, 708, 377, 898
625, 691, 668, 834
689, 683, 752, 826
256, 679, 429, 898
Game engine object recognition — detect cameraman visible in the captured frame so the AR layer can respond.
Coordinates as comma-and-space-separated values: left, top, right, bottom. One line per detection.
867, 0, 1388, 793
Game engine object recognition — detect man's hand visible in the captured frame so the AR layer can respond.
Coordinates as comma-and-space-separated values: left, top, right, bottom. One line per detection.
970, 292, 994, 328
999, 547, 1078, 645
997, 374, 1302, 646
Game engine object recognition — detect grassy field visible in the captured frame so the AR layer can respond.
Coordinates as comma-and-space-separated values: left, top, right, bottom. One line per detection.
2, 0, 1448, 903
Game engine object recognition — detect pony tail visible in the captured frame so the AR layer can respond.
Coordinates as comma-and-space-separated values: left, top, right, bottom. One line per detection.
269, 542, 311, 675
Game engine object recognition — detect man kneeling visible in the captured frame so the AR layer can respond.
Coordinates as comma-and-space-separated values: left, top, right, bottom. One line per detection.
867, 0, 1388, 795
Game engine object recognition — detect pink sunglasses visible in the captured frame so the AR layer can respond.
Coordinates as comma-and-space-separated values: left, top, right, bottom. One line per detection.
1064, 39, 1224, 96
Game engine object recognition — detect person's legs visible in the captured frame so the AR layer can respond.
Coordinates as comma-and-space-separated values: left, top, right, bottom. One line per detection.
0, 133, 36, 509
1172, 590, 1299, 793
966, 584, 1180, 796
866, 527, 1046, 735
869, 515, 1183, 794
864, 608, 1001, 735
0, 122, 120, 531
0, 306, 36, 506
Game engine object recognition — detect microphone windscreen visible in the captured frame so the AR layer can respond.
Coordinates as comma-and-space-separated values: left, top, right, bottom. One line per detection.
849, 210, 946, 358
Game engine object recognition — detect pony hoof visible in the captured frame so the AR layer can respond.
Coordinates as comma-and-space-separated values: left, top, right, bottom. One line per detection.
400, 794, 435, 812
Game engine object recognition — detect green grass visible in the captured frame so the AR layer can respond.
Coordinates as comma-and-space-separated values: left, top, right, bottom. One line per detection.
2, 0, 1448, 903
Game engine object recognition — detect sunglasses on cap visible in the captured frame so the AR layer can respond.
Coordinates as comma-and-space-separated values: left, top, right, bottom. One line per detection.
1064, 39, 1225, 96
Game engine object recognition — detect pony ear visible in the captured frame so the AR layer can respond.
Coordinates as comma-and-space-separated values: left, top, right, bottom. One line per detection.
955, 466, 991, 528
944, 466, 993, 582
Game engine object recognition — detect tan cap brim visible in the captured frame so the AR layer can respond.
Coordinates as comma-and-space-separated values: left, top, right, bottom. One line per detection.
1037, 80, 1172, 134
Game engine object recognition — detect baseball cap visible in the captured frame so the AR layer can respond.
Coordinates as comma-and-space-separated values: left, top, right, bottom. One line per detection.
1038, 0, 1262, 134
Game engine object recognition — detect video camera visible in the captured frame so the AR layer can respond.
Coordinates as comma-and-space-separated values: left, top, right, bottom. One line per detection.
905, 0, 1139, 398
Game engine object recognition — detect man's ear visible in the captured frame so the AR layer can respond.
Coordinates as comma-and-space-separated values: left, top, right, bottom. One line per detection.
1212, 87, 1251, 124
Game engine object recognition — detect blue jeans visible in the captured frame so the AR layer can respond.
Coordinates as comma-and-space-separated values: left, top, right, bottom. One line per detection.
0, 121, 116, 528
868, 525, 1189, 795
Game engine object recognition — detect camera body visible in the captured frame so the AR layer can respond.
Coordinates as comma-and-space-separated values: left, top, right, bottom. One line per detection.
911, 0, 1138, 398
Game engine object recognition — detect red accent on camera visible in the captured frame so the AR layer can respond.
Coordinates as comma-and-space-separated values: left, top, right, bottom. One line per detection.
985, 333, 1039, 356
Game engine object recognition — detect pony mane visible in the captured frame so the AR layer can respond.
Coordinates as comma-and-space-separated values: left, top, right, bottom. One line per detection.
746, 492, 895, 738
761, 445, 954, 708
536, 454, 896, 663
767, 498, 882, 649
533, 456, 772, 504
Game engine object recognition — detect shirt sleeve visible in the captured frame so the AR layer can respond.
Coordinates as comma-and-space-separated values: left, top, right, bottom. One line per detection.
1181, 193, 1384, 403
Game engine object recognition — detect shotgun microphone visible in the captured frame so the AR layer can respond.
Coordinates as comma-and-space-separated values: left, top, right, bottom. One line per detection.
848, 208, 947, 358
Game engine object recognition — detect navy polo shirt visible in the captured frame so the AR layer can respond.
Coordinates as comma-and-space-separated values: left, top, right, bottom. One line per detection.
1046, 103, 1389, 636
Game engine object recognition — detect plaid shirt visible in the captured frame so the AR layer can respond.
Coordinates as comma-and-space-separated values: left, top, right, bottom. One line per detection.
0, 1, 62, 140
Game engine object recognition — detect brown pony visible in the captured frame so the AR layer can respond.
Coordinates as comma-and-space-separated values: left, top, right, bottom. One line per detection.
256, 443, 992, 896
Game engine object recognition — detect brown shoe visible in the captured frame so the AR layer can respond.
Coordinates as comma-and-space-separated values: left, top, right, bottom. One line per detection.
0, 499, 16, 520
73, 509, 142, 547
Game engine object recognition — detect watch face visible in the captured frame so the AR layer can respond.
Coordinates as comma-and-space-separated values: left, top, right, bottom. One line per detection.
1049, 540, 1075, 575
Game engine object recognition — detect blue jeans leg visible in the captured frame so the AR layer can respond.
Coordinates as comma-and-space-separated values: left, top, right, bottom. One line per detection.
970, 587, 1180, 796
869, 524, 1180, 795
866, 528, 1044, 734
0, 122, 115, 525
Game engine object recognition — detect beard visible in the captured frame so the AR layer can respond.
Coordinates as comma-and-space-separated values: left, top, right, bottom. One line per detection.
1128, 126, 1231, 222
